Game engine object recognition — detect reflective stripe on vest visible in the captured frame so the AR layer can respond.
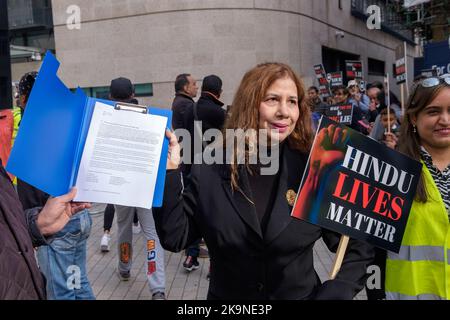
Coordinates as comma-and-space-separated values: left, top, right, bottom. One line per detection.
386, 292, 444, 300
389, 245, 446, 263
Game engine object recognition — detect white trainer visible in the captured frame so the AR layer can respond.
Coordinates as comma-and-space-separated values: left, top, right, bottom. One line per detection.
100, 233, 111, 252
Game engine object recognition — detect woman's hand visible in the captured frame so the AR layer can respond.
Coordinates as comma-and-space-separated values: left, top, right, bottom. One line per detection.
166, 129, 181, 170
37, 188, 91, 236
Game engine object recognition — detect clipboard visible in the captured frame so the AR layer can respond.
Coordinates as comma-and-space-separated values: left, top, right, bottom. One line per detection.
6, 52, 172, 208
114, 102, 148, 113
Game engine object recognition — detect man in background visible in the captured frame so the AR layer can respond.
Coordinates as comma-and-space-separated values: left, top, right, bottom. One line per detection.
172, 73, 198, 131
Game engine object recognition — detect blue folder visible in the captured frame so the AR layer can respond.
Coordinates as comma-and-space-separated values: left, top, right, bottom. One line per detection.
7, 52, 172, 208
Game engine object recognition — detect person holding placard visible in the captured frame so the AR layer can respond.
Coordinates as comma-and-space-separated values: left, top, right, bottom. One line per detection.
154, 62, 374, 300
347, 80, 370, 116
331, 86, 368, 135
384, 75, 450, 300
379, 108, 400, 149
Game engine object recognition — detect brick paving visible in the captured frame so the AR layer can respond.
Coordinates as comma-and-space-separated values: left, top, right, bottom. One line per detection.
86, 206, 366, 300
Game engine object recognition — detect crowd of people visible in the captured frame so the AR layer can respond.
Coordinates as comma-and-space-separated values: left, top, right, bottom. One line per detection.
0, 60, 448, 300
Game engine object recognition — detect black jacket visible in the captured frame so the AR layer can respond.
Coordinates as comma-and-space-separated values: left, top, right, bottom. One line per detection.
185, 92, 226, 136
17, 179, 49, 210
183, 92, 226, 173
154, 145, 374, 300
0, 164, 46, 300
171, 93, 195, 131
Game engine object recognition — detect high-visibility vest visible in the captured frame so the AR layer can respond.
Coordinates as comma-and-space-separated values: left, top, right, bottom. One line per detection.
11, 107, 22, 185
385, 164, 450, 300
12, 107, 21, 143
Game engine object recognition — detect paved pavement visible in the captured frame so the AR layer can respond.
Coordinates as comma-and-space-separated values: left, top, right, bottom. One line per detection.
86, 205, 367, 300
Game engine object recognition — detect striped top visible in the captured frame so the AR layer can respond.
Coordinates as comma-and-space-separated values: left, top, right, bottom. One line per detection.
420, 147, 450, 219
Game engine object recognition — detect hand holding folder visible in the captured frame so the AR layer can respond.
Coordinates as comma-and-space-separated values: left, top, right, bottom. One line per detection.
7, 52, 172, 209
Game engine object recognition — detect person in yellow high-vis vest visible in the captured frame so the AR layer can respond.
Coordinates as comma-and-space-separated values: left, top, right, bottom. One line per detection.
385, 75, 450, 300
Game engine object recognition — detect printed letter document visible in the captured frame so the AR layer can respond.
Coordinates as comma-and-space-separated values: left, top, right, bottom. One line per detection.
74, 102, 167, 208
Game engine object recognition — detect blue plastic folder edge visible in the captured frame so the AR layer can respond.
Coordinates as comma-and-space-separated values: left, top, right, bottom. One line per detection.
7, 52, 85, 196
7, 51, 172, 208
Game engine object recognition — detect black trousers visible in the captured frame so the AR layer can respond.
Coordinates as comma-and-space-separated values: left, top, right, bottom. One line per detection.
182, 171, 201, 258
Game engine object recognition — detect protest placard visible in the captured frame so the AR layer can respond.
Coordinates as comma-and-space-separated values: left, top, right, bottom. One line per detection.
324, 104, 353, 125
327, 72, 344, 88
395, 43, 407, 84
345, 60, 363, 80
395, 42, 409, 115
291, 117, 422, 254
314, 64, 332, 99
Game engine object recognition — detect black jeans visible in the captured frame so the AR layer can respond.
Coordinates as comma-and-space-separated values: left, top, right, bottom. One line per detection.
185, 239, 201, 258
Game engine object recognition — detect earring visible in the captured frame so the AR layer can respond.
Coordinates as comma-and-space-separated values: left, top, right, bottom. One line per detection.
413, 125, 417, 133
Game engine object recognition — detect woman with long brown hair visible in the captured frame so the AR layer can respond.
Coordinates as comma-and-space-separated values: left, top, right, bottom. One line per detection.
154, 62, 373, 300
384, 75, 450, 300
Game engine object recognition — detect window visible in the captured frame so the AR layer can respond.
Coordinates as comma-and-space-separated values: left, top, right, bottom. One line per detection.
70, 87, 108, 98
134, 83, 153, 97
368, 58, 385, 76
74, 83, 153, 99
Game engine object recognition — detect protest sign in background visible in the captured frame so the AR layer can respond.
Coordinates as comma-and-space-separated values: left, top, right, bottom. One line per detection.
324, 104, 353, 125
327, 72, 344, 88
314, 64, 332, 99
395, 43, 407, 84
345, 61, 363, 80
